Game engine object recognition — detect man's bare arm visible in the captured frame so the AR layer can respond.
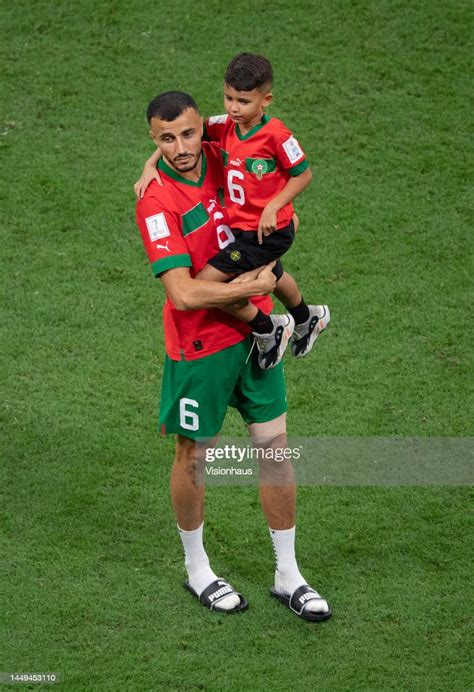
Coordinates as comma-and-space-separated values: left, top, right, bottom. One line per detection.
160, 264, 276, 311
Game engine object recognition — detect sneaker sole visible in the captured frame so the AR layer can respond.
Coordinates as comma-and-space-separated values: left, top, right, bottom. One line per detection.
259, 315, 295, 370
292, 305, 330, 358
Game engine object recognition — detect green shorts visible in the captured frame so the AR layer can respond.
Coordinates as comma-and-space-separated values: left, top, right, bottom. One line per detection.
159, 337, 287, 439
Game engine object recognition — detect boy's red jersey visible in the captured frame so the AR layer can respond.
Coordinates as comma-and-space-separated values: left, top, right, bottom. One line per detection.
136, 141, 272, 362
204, 114, 309, 231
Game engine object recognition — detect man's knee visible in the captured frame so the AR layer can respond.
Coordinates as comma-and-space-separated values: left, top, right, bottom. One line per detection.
247, 415, 294, 486
175, 434, 216, 479
175, 435, 199, 478
248, 413, 287, 445
258, 451, 295, 486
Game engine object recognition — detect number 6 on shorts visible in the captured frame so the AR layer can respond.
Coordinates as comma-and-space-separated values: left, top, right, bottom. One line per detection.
179, 397, 200, 431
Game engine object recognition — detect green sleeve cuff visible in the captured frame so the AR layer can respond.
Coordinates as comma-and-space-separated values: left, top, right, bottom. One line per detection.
151, 253, 192, 277
288, 159, 309, 176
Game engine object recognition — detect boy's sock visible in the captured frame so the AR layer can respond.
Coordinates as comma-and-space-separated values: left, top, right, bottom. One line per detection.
287, 298, 310, 326
248, 309, 274, 334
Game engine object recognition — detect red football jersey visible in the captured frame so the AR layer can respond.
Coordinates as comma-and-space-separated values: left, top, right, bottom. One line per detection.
136, 141, 272, 361
204, 114, 309, 231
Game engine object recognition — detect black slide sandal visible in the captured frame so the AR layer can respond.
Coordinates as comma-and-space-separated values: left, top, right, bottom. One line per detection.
185, 579, 248, 614
270, 584, 332, 621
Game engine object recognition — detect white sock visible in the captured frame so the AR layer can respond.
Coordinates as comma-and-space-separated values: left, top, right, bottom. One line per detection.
269, 526, 329, 614
178, 523, 240, 611
269, 526, 305, 593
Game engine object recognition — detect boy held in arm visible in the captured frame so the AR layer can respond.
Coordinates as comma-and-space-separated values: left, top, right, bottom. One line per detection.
136, 53, 330, 370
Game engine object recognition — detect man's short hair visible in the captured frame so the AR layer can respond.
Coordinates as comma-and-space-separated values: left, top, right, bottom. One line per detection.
225, 53, 273, 92
146, 91, 199, 123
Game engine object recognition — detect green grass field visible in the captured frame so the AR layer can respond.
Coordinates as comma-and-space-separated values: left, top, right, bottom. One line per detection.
1, 0, 473, 689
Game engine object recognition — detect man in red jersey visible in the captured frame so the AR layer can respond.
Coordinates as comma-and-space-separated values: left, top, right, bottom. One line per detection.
136, 54, 330, 371
136, 92, 331, 620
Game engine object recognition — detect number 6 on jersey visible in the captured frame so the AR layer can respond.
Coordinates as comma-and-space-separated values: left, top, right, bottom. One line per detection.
227, 170, 245, 205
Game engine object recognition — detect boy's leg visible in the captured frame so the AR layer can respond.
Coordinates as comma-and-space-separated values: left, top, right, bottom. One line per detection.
274, 271, 303, 308
195, 262, 268, 326
195, 262, 294, 369
194, 263, 233, 282
275, 271, 330, 358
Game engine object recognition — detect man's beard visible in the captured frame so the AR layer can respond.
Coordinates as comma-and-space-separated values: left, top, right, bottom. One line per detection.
172, 150, 202, 173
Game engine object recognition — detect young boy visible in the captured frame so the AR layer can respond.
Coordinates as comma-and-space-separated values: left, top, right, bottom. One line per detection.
135, 53, 329, 369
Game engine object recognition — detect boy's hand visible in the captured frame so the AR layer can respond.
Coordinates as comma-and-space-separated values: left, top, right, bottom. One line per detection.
134, 163, 163, 198
257, 205, 277, 244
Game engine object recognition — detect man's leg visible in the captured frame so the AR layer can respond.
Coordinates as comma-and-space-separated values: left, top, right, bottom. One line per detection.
171, 434, 241, 611
248, 414, 330, 617
170, 434, 205, 530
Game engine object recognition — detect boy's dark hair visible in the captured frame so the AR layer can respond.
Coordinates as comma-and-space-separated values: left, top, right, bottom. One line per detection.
225, 53, 273, 92
146, 91, 199, 123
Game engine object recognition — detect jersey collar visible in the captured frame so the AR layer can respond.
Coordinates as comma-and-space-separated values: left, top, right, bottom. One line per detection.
235, 114, 271, 141
158, 151, 207, 187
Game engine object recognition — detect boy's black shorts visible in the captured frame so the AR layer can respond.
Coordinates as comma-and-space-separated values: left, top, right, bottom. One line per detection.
208, 221, 295, 280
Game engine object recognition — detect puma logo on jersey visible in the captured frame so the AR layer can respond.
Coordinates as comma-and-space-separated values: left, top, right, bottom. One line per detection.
230, 158, 243, 167
155, 241, 171, 253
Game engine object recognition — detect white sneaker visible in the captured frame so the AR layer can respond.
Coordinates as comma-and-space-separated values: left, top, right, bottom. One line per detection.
253, 314, 295, 370
291, 305, 330, 358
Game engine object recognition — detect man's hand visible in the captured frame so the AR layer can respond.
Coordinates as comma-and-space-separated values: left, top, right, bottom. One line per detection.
231, 261, 276, 293
254, 262, 277, 294
230, 267, 265, 284
134, 159, 163, 198
257, 204, 278, 245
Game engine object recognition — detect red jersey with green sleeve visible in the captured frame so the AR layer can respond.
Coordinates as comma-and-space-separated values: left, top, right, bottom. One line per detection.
136, 141, 272, 362
204, 113, 309, 231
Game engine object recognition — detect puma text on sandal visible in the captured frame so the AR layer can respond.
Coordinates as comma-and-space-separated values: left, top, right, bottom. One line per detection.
184, 579, 248, 614
270, 584, 331, 621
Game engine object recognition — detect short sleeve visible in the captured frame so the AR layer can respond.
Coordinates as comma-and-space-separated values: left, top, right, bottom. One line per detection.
204, 114, 229, 144
275, 126, 309, 177
136, 194, 192, 277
